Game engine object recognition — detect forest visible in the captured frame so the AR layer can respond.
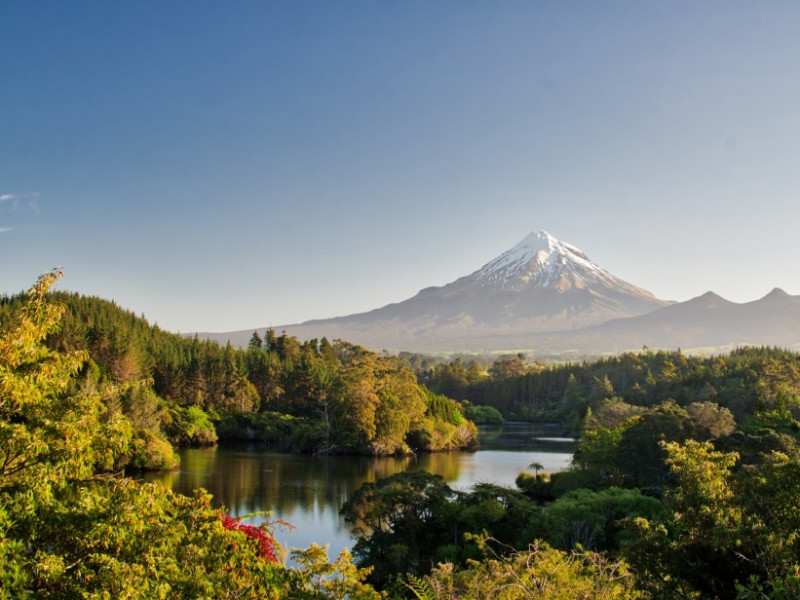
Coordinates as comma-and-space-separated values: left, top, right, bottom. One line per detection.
343, 345, 800, 598
0, 284, 479, 471
4, 272, 800, 597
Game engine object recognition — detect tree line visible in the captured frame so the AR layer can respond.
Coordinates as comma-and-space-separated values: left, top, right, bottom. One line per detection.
422, 346, 800, 431
0, 288, 478, 471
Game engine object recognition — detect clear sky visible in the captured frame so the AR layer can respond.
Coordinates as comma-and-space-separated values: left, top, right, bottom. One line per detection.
3, 2, 800, 333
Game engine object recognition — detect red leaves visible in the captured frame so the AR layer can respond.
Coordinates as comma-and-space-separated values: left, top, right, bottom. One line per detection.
221, 513, 279, 563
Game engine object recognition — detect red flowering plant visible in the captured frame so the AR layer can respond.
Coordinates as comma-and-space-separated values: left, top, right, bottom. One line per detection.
220, 511, 292, 564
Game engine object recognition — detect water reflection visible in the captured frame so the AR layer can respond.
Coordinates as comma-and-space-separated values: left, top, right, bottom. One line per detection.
142, 423, 573, 556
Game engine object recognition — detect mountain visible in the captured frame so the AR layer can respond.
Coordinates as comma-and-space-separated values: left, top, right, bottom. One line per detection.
551, 287, 800, 353
204, 230, 672, 352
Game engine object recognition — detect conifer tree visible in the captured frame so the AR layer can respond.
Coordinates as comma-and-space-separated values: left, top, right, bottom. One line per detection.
249, 330, 263, 349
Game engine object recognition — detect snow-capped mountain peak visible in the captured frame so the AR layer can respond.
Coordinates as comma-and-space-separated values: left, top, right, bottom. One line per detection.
469, 230, 621, 291
217, 228, 673, 353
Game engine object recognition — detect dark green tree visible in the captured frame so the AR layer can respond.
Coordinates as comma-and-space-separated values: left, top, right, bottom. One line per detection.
248, 330, 263, 349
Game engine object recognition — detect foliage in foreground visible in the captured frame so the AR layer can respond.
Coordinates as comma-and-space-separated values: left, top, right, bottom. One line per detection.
346, 348, 800, 598
340, 471, 659, 591
411, 539, 640, 600
0, 272, 380, 599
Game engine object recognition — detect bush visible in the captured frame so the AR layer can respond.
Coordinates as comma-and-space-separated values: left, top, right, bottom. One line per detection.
463, 404, 504, 424
415, 539, 641, 599
168, 404, 218, 446
127, 430, 179, 470
528, 487, 667, 552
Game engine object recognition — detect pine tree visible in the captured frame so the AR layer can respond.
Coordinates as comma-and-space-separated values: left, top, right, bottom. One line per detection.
249, 330, 263, 349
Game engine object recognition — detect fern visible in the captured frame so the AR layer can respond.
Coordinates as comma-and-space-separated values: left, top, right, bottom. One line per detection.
405, 574, 439, 600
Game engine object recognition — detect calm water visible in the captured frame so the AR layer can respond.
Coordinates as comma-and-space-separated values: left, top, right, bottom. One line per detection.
142, 423, 573, 558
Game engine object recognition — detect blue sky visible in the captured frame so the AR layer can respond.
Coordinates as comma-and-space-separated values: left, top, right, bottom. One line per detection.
3, 2, 800, 332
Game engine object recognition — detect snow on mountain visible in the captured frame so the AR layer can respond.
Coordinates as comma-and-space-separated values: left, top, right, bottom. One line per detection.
468, 230, 620, 291
205, 229, 676, 353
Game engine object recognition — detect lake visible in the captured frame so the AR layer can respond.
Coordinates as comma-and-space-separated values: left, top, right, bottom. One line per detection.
142, 422, 574, 559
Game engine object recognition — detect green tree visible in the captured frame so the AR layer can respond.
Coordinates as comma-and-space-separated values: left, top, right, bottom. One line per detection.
0, 273, 380, 598
589, 375, 615, 407
489, 354, 529, 382
614, 401, 697, 489
249, 330, 263, 349
531, 488, 666, 552
686, 400, 736, 438
341, 471, 458, 586
0, 271, 129, 494
416, 539, 641, 599
586, 398, 643, 431
624, 440, 743, 599
328, 356, 380, 451
570, 424, 629, 488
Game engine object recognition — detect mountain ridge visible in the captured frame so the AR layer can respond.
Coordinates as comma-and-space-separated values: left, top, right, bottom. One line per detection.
198, 232, 800, 355
293, 230, 668, 339
202, 231, 678, 352
551, 287, 800, 354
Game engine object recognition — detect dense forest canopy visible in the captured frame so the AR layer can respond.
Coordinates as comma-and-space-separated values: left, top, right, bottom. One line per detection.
5, 274, 800, 597
0, 287, 478, 470
342, 347, 800, 597
422, 346, 800, 432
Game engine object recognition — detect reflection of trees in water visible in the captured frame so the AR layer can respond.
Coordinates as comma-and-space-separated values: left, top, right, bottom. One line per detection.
476, 423, 576, 452
142, 468, 178, 490
182, 447, 221, 492
142, 435, 572, 527
146, 448, 466, 520
410, 453, 463, 482
477, 424, 505, 446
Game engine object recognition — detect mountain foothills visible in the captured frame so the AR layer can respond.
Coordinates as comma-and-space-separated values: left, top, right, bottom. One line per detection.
207, 230, 800, 355
7, 273, 800, 596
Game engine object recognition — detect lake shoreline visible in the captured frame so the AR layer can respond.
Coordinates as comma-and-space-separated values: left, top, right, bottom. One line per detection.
142, 423, 574, 558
